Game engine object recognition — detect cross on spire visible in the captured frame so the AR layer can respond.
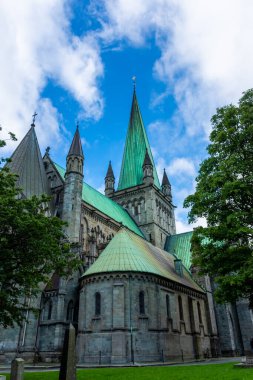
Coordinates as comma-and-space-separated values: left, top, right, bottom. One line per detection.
31, 112, 38, 126
132, 75, 136, 89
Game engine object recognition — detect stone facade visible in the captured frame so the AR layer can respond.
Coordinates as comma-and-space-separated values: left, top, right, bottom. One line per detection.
111, 183, 176, 250
77, 273, 210, 364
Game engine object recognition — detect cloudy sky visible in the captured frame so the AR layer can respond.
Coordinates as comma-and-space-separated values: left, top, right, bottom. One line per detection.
1, 0, 252, 232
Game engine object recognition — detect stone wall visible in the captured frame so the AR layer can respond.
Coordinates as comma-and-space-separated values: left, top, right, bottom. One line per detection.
77, 273, 211, 364
111, 184, 176, 249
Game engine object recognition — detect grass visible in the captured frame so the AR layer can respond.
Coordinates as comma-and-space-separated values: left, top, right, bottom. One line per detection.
1, 363, 253, 380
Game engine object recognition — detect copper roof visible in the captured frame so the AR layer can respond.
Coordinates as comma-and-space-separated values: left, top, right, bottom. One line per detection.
117, 89, 160, 190
82, 228, 203, 293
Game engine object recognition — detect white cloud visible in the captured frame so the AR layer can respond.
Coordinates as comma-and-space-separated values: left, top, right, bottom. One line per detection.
168, 157, 196, 177
0, 0, 104, 154
175, 217, 207, 234
155, 154, 195, 180
98, 0, 253, 137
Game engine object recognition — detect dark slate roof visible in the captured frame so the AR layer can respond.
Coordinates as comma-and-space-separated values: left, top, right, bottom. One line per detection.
164, 231, 193, 270
44, 272, 60, 292
142, 148, 153, 167
6, 125, 49, 198
162, 169, 171, 186
83, 228, 203, 293
68, 126, 84, 157
105, 160, 115, 179
117, 89, 160, 190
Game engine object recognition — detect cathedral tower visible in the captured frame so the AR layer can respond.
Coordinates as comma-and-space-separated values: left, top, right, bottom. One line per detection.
111, 89, 176, 248
62, 125, 84, 243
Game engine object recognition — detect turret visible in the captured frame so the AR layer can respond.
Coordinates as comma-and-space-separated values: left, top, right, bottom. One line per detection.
62, 125, 84, 243
66, 125, 84, 176
161, 169, 171, 200
142, 149, 154, 185
105, 161, 115, 197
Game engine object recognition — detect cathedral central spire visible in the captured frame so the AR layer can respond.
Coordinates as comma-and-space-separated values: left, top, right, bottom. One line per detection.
117, 89, 160, 190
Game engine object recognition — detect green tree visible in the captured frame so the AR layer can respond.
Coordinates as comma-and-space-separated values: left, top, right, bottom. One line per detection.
0, 130, 80, 328
184, 89, 253, 305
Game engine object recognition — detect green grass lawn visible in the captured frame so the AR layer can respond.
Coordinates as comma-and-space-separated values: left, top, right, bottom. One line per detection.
1, 363, 253, 380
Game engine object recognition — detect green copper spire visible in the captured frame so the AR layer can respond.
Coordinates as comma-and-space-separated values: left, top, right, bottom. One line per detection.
117, 89, 160, 190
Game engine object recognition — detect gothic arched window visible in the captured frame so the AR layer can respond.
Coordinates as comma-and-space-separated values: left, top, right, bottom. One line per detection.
95, 292, 101, 315
178, 296, 184, 321
166, 294, 171, 318
139, 291, 145, 314
197, 302, 202, 324
66, 300, 74, 321
43, 299, 53, 321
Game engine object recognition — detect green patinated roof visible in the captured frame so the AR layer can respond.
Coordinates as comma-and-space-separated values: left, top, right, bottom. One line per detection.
117, 90, 160, 190
164, 231, 193, 270
54, 163, 143, 237
83, 228, 203, 292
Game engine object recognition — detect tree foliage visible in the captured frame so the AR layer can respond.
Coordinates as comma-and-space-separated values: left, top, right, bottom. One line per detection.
0, 131, 80, 328
184, 89, 253, 305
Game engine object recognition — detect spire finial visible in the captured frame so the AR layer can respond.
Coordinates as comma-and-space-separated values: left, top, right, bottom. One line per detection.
132, 75, 136, 90
31, 111, 38, 127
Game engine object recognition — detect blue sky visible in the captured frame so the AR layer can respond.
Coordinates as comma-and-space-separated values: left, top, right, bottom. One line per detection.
1, 0, 253, 232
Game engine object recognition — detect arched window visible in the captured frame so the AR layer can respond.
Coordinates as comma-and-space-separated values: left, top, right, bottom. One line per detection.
178, 296, 184, 321
166, 295, 171, 318
42, 299, 53, 321
197, 302, 202, 324
139, 291, 145, 314
66, 300, 74, 321
95, 292, 101, 315
48, 300, 52, 320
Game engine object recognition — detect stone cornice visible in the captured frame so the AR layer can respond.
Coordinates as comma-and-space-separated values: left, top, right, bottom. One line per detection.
80, 272, 206, 300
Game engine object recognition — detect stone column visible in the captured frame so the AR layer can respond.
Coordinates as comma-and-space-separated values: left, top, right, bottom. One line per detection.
10, 358, 24, 380
59, 324, 76, 380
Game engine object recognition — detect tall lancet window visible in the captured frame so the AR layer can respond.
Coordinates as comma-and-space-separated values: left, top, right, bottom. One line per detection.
139, 291, 145, 314
95, 292, 101, 315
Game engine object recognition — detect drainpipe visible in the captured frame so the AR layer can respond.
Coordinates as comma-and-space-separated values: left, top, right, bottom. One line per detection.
128, 276, 134, 364
21, 295, 31, 347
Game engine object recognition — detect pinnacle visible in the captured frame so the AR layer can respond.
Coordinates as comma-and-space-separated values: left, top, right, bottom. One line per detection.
105, 160, 115, 179
142, 149, 153, 167
68, 126, 84, 158
162, 168, 171, 186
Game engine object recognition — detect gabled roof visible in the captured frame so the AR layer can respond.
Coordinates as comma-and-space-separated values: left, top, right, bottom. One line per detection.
6, 125, 49, 198
68, 126, 84, 158
164, 231, 193, 270
82, 228, 203, 292
117, 90, 160, 190
54, 163, 143, 237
